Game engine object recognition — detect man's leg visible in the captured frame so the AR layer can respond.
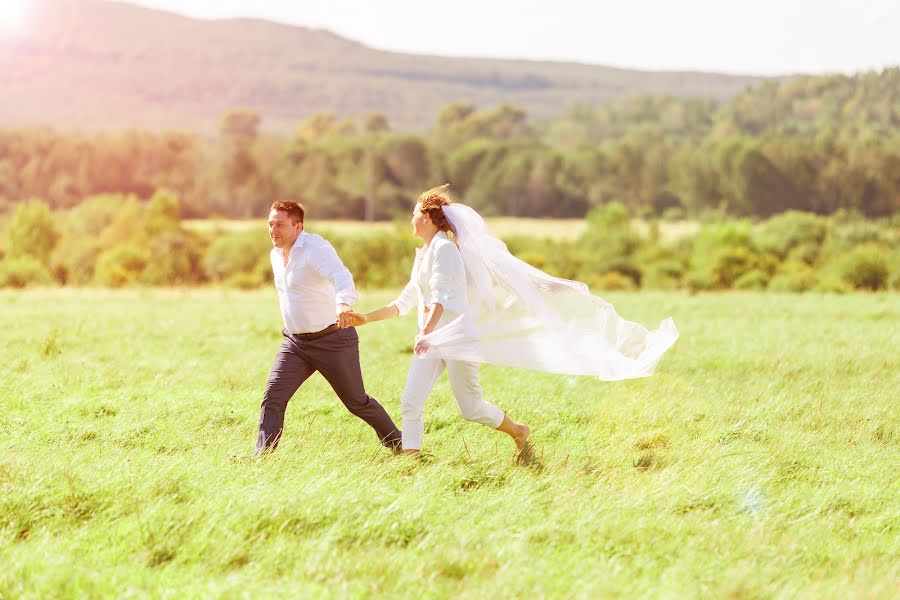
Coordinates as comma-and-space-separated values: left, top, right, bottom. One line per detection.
312, 327, 402, 449
255, 333, 315, 455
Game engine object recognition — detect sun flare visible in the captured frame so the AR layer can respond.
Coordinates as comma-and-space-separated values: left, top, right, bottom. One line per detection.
0, 0, 29, 34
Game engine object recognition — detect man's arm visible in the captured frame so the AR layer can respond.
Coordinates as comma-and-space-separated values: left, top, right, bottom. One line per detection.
310, 240, 359, 327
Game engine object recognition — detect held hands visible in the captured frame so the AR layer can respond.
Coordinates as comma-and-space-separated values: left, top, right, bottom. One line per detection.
345, 311, 369, 327
336, 304, 369, 329
336, 304, 356, 329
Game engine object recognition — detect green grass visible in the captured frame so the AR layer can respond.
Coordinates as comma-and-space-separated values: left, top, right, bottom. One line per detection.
184, 217, 699, 242
1, 289, 897, 598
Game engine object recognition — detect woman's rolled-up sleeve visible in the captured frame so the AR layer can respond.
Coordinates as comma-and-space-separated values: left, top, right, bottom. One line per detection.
428, 242, 465, 309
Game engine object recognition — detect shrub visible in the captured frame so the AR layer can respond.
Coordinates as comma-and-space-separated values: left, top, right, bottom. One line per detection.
685, 271, 717, 293
141, 229, 207, 286
889, 249, 900, 291
331, 231, 417, 288
642, 260, 684, 290
785, 241, 821, 265
202, 231, 268, 282
67, 194, 137, 237
0, 257, 54, 288
516, 252, 548, 270
831, 244, 889, 290
819, 221, 890, 263
7, 200, 59, 264
689, 221, 758, 288
733, 269, 770, 290
224, 272, 264, 290
756, 211, 827, 259
590, 271, 637, 291
768, 261, 817, 293
94, 244, 150, 287
50, 237, 104, 285
689, 245, 766, 289
145, 190, 183, 235
661, 207, 685, 222
813, 274, 851, 294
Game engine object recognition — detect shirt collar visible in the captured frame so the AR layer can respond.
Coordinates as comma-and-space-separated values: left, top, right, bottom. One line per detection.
427, 231, 449, 247
418, 230, 448, 256
290, 230, 308, 252
271, 230, 307, 260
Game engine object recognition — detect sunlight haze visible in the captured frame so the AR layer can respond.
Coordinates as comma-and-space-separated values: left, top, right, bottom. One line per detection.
119, 0, 900, 75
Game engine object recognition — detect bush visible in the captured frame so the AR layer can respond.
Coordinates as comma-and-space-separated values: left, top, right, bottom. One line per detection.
6, 200, 59, 264
831, 244, 889, 290
689, 221, 758, 288
145, 190, 183, 235
756, 211, 827, 259
94, 244, 150, 287
661, 207, 685, 222
516, 252, 549, 270
50, 237, 104, 285
733, 269, 770, 290
141, 229, 207, 286
819, 221, 890, 263
589, 271, 637, 291
331, 232, 418, 288
685, 271, 717, 293
785, 241, 821, 265
224, 272, 265, 290
642, 260, 684, 290
203, 231, 268, 282
0, 257, 54, 288
690, 245, 765, 289
813, 274, 851, 294
889, 249, 900, 291
768, 261, 817, 293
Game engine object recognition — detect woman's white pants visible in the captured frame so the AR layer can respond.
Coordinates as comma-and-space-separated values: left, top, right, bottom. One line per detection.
400, 356, 505, 450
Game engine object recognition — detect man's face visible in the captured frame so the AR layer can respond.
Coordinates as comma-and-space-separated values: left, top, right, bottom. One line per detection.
268, 209, 302, 249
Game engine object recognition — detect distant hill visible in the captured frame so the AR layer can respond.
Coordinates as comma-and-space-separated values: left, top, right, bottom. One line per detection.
0, 0, 773, 132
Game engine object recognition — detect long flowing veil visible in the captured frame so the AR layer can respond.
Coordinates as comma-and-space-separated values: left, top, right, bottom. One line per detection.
417, 203, 679, 381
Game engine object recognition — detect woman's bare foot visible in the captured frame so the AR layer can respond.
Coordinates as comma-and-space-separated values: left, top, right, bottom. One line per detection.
513, 424, 531, 453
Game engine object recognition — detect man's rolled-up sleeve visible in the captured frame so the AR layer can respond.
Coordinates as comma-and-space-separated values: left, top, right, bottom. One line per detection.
311, 241, 359, 306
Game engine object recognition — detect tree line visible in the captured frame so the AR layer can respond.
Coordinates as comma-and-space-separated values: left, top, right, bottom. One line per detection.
1, 193, 897, 292
0, 69, 897, 221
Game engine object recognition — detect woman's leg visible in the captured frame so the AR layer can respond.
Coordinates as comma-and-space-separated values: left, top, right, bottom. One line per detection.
400, 356, 444, 452
446, 360, 530, 451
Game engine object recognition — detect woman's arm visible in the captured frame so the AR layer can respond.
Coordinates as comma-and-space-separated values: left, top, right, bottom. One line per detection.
420, 303, 443, 336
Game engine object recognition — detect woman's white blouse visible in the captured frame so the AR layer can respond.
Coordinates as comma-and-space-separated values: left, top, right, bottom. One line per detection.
390, 231, 468, 328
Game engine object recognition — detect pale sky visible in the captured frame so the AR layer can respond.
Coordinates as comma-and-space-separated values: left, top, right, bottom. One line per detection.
46, 1, 900, 74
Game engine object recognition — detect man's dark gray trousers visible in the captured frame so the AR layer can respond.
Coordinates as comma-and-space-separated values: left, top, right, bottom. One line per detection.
255, 326, 401, 454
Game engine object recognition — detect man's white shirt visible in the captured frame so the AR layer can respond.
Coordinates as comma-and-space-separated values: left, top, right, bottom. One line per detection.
271, 231, 359, 334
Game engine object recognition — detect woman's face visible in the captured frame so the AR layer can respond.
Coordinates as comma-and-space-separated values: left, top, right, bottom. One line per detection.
411, 203, 434, 240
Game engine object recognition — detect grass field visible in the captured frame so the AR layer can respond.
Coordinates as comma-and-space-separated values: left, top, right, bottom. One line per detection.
1, 289, 897, 598
184, 217, 700, 242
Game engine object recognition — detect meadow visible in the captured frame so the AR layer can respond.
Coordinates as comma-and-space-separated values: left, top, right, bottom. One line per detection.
0, 289, 897, 598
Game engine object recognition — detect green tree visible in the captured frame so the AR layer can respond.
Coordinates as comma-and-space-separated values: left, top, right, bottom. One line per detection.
7, 200, 59, 265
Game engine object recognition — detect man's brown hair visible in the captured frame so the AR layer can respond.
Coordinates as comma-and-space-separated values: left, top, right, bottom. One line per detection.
271, 200, 305, 224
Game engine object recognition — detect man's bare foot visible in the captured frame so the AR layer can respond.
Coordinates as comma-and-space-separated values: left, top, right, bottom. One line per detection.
400, 449, 421, 457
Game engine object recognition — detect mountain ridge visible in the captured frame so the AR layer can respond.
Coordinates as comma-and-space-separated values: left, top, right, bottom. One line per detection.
0, 0, 771, 132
